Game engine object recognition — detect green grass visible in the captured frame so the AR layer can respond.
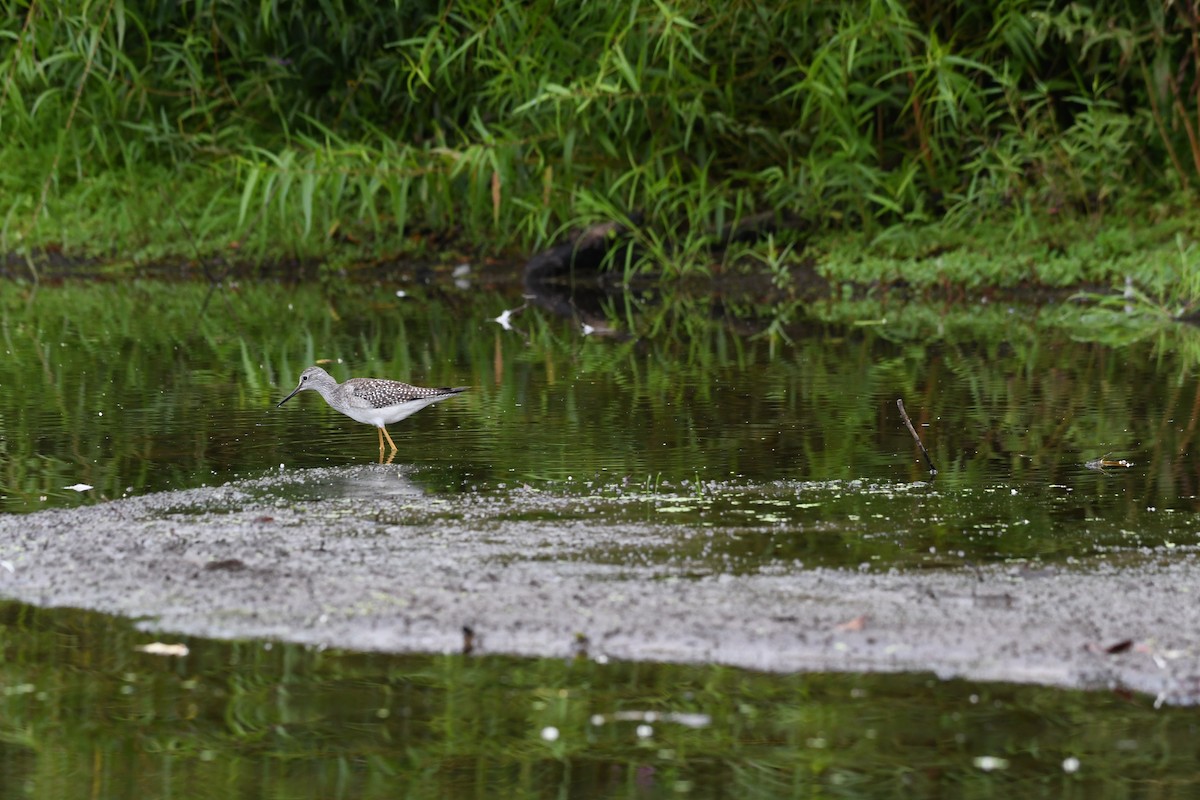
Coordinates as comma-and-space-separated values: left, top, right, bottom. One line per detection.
812, 210, 1199, 293
3, 1, 1200, 306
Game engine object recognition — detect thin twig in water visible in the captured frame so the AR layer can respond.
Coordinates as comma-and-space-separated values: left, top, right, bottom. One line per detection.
897, 398, 937, 475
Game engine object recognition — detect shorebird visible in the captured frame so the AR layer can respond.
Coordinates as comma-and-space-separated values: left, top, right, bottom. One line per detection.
277, 366, 467, 456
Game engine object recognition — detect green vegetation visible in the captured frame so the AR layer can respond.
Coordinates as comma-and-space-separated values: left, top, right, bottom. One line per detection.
2, 1, 1199, 299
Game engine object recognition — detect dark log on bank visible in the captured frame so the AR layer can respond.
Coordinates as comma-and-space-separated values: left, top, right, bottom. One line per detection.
523, 219, 641, 286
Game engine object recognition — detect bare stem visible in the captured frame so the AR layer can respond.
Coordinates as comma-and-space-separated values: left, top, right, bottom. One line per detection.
897, 398, 937, 476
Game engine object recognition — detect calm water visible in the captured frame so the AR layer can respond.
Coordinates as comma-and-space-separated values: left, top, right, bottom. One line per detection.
1, 601, 1197, 800
1, 276, 1199, 796
2, 279, 1196, 556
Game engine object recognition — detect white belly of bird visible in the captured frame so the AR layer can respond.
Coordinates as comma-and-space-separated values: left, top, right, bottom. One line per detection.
341, 396, 448, 427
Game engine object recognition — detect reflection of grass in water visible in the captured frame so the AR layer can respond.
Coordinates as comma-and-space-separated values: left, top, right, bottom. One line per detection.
0, 280, 482, 499
2, 600, 1198, 797
432, 478, 1193, 570
3, 278, 1200, 537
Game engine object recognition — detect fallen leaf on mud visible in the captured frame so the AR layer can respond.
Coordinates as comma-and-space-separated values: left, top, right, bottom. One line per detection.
834, 615, 868, 632
136, 642, 189, 657
204, 558, 247, 572
1086, 639, 1136, 655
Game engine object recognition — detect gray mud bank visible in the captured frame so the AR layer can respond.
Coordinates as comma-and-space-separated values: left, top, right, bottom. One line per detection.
1, 466, 1197, 703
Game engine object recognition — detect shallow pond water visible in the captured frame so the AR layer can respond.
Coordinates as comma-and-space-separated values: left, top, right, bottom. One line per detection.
2, 275, 1200, 796
1, 278, 1196, 564
1, 600, 1197, 800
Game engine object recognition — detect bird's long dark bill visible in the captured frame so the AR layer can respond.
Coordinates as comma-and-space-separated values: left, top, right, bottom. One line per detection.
277, 386, 303, 407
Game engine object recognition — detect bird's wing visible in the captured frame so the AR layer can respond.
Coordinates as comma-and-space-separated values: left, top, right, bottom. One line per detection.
348, 379, 435, 409
342, 380, 385, 410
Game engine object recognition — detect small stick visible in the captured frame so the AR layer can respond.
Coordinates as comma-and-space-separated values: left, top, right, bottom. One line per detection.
897, 398, 937, 475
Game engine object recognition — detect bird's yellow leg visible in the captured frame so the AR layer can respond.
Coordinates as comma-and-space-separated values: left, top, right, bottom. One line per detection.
376, 427, 385, 454
381, 426, 399, 452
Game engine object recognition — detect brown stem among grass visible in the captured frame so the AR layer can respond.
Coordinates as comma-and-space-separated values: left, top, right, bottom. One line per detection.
898, 398, 937, 476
